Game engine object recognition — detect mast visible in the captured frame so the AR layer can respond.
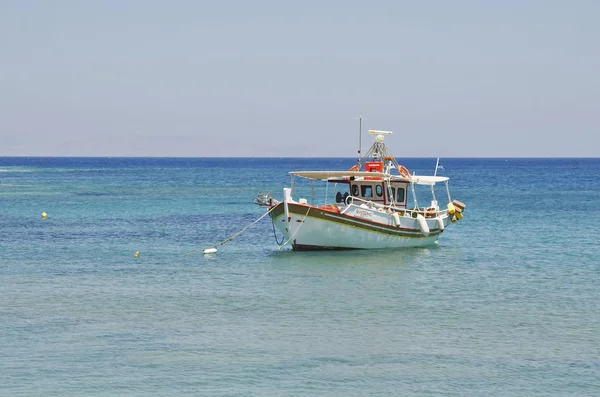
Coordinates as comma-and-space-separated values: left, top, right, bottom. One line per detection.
358, 114, 362, 165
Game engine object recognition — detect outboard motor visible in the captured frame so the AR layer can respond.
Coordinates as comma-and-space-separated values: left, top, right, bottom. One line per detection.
253, 193, 274, 207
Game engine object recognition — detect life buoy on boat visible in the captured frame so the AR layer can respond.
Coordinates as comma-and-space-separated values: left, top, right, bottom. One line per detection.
398, 165, 411, 178
349, 164, 360, 172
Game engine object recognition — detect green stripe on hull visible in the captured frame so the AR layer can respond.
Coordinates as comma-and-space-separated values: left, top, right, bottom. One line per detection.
269, 202, 443, 239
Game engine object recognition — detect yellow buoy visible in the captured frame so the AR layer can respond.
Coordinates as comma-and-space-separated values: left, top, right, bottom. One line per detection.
447, 203, 455, 215
41, 212, 47, 219
134, 251, 140, 258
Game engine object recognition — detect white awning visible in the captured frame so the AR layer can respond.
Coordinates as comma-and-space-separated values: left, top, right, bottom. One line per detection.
289, 171, 392, 180
410, 175, 449, 185
289, 171, 449, 185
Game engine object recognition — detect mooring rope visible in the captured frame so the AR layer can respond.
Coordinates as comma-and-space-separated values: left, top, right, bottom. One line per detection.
271, 216, 285, 245
181, 205, 278, 256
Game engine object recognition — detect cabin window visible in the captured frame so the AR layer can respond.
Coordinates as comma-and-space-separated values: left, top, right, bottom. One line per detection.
388, 186, 406, 203
351, 184, 359, 196
375, 185, 383, 197
361, 185, 373, 197
396, 187, 405, 202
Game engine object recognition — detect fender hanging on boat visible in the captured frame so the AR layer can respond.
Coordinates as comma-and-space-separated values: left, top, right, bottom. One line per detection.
437, 217, 445, 230
416, 214, 429, 235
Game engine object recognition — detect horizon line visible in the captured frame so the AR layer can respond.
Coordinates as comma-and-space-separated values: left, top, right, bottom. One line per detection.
1, 155, 599, 159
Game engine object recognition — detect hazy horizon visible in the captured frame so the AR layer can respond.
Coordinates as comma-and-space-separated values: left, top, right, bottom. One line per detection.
2, 1, 599, 157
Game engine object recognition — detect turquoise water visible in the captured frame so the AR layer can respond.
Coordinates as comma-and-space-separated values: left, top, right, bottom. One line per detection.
1, 157, 599, 396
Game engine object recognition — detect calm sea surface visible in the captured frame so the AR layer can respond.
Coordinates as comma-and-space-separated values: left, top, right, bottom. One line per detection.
1, 157, 599, 396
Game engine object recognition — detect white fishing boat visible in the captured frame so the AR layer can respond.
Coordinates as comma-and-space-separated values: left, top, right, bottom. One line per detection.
254, 126, 465, 251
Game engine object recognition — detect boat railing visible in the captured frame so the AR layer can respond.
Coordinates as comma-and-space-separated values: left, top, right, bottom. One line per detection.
344, 196, 448, 219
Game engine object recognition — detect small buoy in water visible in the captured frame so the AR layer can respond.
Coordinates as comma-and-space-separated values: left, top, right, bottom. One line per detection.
203, 247, 217, 254
41, 212, 47, 219
134, 251, 140, 258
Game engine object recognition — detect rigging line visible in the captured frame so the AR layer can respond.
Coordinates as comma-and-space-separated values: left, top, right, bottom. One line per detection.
278, 205, 312, 250
181, 205, 278, 256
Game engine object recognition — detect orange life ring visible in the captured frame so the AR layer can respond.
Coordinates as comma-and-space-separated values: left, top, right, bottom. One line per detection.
398, 165, 411, 178
349, 164, 360, 172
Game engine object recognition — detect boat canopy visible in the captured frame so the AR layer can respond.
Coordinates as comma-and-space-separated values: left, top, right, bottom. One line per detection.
289, 171, 391, 180
410, 175, 449, 185
289, 171, 449, 185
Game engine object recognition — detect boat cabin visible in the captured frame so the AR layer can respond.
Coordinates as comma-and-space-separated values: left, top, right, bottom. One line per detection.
330, 178, 408, 208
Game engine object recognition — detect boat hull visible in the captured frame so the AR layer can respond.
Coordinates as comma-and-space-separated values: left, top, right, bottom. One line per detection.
269, 202, 446, 250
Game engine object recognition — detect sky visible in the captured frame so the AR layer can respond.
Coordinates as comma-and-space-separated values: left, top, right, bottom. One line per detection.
1, 0, 599, 157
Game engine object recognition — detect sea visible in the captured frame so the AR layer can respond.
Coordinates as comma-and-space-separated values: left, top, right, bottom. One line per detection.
1, 157, 599, 396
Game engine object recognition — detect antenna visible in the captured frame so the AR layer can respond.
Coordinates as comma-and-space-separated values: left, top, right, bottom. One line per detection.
352, 114, 363, 164
359, 115, 362, 163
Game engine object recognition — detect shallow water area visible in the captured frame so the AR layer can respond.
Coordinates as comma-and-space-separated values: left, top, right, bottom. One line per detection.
1, 157, 599, 396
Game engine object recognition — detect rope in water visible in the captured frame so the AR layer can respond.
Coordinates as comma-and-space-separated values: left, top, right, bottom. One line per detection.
180, 205, 278, 256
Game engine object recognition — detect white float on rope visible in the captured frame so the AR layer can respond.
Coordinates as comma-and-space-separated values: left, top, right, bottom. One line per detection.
182, 204, 279, 257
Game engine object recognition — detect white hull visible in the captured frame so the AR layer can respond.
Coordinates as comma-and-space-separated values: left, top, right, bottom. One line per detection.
270, 202, 448, 250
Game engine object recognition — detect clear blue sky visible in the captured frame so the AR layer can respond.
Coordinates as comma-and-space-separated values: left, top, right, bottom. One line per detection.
1, 0, 598, 157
